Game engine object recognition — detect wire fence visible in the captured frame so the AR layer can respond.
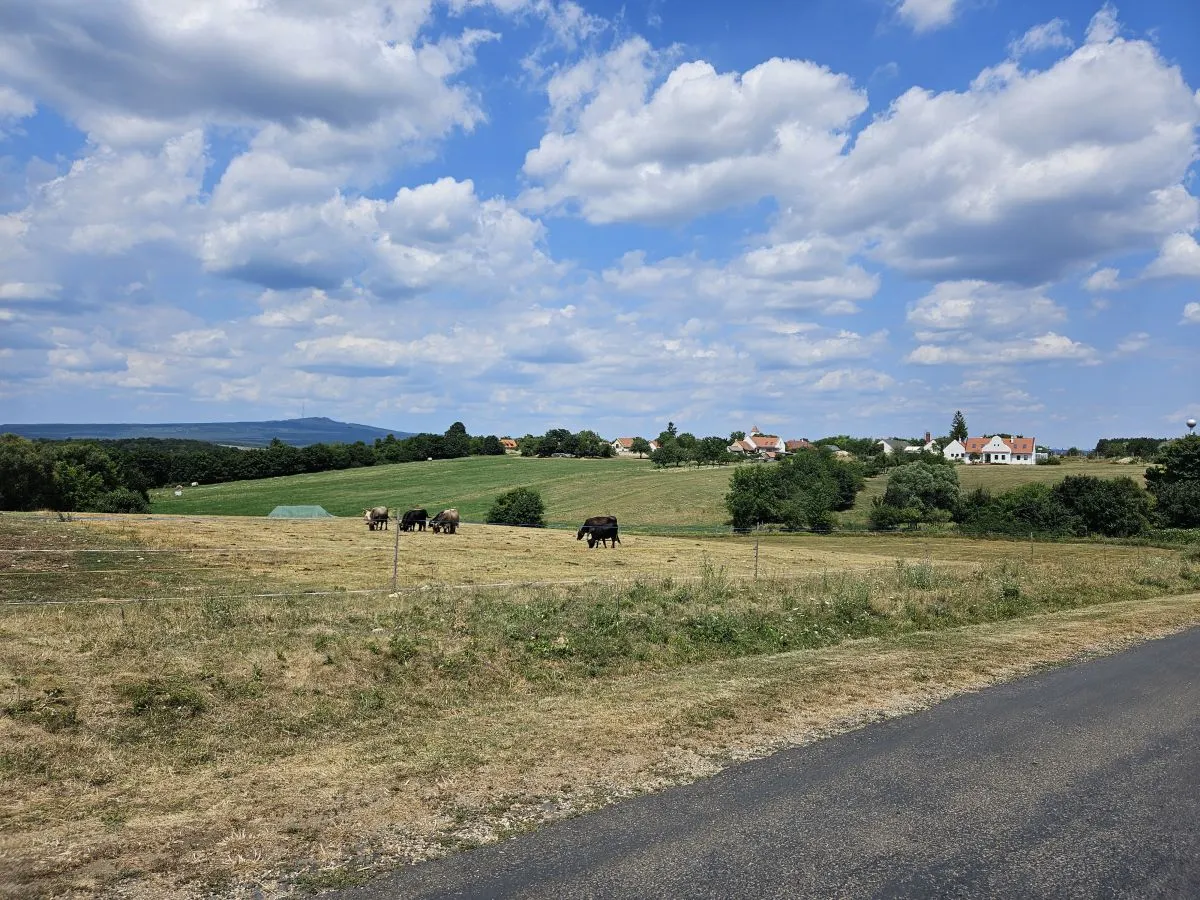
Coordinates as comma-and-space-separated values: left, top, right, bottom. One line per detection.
1, 512, 1192, 609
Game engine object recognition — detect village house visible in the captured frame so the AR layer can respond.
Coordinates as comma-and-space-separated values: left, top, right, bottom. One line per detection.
943, 434, 1036, 465
499, 438, 519, 453
903, 432, 939, 454
877, 438, 910, 455
611, 437, 637, 455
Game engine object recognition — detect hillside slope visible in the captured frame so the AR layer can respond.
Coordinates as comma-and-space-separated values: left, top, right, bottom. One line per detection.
0, 416, 411, 447
150, 456, 736, 526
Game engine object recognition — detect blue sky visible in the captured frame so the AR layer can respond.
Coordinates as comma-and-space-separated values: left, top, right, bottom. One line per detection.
0, 0, 1197, 447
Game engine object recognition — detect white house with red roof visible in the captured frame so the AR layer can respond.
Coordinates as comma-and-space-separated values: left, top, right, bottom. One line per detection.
944, 434, 1036, 465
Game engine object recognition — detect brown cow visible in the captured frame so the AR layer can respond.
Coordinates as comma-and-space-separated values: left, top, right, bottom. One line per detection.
363, 506, 389, 530
430, 508, 460, 534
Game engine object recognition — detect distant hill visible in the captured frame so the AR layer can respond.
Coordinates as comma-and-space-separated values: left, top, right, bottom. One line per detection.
0, 416, 412, 448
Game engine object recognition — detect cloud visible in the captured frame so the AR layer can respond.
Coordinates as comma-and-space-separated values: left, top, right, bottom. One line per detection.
811, 368, 895, 392
521, 38, 867, 224
202, 177, 554, 296
907, 332, 1098, 365
526, 12, 1200, 285
895, 0, 961, 34
1114, 331, 1150, 354
0, 1, 495, 147
907, 281, 1066, 337
1009, 19, 1075, 57
1083, 267, 1121, 291
602, 238, 879, 313
808, 23, 1200, 283
1183, 302, 1200, 325
1143, 233, 1200, 280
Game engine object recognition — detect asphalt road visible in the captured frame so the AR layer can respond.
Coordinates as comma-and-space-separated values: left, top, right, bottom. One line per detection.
339, 627, 1200, 899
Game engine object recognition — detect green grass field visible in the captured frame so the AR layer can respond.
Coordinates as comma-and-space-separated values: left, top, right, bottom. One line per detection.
151, 455, 1151, 529
150, 455, 735, 526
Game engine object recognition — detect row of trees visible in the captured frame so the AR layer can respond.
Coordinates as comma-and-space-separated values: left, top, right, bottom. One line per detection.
515, 429, 615, 458
1093, 437, 1172, 459
650, 423, 735, 468
0, 422, 507, 511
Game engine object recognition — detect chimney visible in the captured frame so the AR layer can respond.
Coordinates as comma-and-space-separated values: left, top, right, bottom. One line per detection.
925, 431, 931, 445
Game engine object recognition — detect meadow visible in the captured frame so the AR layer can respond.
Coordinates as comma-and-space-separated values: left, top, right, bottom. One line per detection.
148, 454, 1149, 532
149, 455, 732, 526
2, 511, 1198, 898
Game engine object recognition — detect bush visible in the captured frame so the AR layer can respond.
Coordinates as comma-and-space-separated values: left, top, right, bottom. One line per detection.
1036, 454, 1062, 466
1151, 481, 1200, 529
487, 487, 546, 527
959, 483, 1079, 537
868, 499, 921, 531
88, 487, 150, 514
882, 462, 960, 520
1051, 475, 1150, 537
725, 449, 861, 530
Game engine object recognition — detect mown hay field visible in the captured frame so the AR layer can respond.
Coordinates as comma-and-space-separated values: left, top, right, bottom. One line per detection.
2, 513, 1197, 899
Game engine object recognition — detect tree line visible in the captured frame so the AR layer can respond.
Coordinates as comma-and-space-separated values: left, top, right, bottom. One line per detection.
0, 422, 505, 512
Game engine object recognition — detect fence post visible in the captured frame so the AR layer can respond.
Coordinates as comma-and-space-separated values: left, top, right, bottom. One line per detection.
391, 516, 401, 592
754, 524, 760, 583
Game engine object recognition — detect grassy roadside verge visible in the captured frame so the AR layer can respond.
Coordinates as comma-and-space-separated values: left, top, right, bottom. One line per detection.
2, 522, 1198, 898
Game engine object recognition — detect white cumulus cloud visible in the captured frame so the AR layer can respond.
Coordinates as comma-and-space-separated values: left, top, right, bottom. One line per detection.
895, 0, 961, 34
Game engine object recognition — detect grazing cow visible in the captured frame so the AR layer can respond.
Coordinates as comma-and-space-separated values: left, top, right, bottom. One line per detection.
577, 515, 619, 548
430, 508, 460, 534
363, 506, 390, 530
585, 523, 621, 549
400, 508, 429, 532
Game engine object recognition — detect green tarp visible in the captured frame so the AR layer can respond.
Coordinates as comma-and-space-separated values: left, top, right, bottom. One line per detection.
267, 505, 334, 518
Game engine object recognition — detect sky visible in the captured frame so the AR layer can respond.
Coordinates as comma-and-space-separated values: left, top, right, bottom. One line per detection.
0, 0, 1198, 448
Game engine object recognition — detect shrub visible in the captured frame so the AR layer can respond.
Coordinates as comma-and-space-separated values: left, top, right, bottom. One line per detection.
959, 483, 1079, 537
1151, 481, 1200, 529
882, 462, 960, 520
725, 450, 861, 530
868, 498, 921, 530
1051, 475, 1150, 537
88, 487, 150, 514
487, 487, 546, 527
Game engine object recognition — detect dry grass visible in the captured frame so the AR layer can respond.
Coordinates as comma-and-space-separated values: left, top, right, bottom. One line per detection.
2, 514, 1199, 898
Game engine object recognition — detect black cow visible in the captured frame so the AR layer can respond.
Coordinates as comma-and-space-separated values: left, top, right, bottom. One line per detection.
577, 515, 619, 549
401, 508, 428, 532
586, 524, 621, 549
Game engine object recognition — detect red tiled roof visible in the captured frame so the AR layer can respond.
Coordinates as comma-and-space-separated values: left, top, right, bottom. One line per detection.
500, 438, 518, 448
785, 439, 811, 451
962, 437, 992, 453
1008, 437, 1035, 454
614, 437, 635, 448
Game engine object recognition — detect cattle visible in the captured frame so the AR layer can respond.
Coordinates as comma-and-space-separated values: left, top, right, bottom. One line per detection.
400, 508, 429, 532
577, 515, 619, 548
430, 508, 460, 534
585, 523, 621, 549
363, 506, 390, 530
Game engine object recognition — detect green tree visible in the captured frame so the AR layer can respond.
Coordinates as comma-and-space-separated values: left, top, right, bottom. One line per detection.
950, 410, 968, 442
882, 462, 960, 518
630, 437, 652, 458
729, 430, 746, 444
695, 436, 730, 467
1145, 435, 1200, 528
487, 487, 546, 527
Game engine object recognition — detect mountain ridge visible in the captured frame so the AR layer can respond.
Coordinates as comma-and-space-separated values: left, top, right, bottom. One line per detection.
0, 416, 413, 448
